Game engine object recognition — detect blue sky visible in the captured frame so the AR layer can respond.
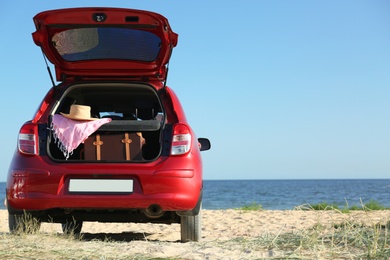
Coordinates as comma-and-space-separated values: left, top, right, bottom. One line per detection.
0, 1, 389, 181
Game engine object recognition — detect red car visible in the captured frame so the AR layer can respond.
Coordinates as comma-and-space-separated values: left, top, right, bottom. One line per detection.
6, 7, 210, 242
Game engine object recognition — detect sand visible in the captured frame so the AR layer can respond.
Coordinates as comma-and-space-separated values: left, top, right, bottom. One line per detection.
1, 209, 390, 259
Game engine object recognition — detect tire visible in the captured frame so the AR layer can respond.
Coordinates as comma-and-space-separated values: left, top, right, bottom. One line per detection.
62, 219, 83, 235
180, 209, 201, 242
9, 213, 41, 234
9, 213, 23, 233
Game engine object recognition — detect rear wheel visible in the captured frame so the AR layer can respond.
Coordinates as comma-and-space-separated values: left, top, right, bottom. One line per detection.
9, 213, 41, 234
180, 209, 201, 242
62, 219, 83, 235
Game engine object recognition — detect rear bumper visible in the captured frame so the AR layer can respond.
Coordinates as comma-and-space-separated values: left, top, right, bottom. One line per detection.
6, 154, 203, 213
7, 190, 198, 212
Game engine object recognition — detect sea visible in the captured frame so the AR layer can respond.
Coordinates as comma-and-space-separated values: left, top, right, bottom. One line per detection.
1, 179, 390, 210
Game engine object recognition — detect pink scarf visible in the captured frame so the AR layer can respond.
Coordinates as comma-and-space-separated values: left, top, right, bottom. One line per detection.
51, 114, 112, 159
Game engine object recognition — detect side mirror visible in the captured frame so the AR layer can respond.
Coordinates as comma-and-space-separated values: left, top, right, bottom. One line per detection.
198, 138, 211, 151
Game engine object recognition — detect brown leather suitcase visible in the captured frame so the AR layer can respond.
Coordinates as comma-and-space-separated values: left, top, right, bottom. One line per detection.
84, 132, 144, 161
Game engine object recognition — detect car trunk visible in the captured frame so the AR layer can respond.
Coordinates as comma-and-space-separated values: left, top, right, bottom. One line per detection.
47, 83, 164, 161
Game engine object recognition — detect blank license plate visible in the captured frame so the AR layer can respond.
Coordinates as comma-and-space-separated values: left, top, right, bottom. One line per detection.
68, 179, 133, 193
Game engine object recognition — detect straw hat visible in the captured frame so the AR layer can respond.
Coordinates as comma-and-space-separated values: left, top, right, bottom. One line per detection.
60, 104, 98, 121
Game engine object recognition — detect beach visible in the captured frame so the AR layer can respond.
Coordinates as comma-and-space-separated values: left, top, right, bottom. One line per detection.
1, 209, 390, 259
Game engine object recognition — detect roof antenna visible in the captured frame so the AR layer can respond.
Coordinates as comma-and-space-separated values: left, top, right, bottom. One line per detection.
41, 49, 55, 87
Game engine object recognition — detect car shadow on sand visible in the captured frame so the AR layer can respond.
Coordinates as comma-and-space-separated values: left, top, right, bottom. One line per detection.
79, 232, 179, 242
80, 232, 149, 242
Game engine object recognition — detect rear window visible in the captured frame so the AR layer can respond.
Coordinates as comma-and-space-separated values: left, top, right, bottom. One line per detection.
52, 28, 161, 62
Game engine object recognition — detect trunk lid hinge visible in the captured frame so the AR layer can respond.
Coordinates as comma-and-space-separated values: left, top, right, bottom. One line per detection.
163, 45, 174, 89
41, 49, 56, 87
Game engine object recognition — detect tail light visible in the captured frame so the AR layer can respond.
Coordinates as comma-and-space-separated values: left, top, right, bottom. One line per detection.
171, 123, 192, 155
18, 123, 38, 155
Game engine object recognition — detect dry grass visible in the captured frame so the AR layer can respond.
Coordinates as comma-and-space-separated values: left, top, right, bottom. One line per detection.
1, 210, 390, 259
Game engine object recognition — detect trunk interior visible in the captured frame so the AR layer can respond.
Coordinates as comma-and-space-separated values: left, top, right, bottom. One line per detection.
47, 83, 164, 162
